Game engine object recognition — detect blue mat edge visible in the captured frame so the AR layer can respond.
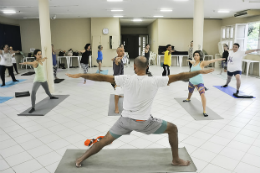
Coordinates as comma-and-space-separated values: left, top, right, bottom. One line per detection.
214, 86, 255, 98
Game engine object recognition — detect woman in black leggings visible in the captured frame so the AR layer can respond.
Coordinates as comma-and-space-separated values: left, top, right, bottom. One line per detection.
0, 44, 19, 86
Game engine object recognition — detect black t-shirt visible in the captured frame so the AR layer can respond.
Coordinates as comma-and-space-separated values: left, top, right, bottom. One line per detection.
222, 50, 229, 61
80, 50, 91, 64
113, 57, 124, 76
145, 50, 150, 60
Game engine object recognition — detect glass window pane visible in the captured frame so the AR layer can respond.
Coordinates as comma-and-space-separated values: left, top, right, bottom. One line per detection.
230, 27, 234, 38
222, 28, 225, 39
236, 25, 246, 38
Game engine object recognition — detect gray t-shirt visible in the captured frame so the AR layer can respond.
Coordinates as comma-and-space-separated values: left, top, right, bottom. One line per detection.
113, 57, 124, 76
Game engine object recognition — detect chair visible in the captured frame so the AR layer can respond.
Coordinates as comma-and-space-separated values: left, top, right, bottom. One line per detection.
149, 52, 156, 65
20, 52, 32, 69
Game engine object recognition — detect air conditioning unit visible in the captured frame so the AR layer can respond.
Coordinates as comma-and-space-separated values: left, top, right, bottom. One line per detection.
234, 10, 260, 18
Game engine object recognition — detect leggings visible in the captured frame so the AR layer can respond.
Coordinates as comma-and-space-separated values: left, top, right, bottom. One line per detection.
80, 63, 89, 82
0, 65, 16, 85
31, 81, 52, 108
13, 63, 19, 74
162, 64, 170, 76
53, 65, 58, 78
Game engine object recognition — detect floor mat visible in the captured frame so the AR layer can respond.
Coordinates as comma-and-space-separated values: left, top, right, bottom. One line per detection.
54, 79, 65, 83
108, 94, 123, 116
21, 71, 35, 76
175, 98, 223, 120
0, 79, 27, 88
96, 70, 108, 75
214, 86, 255, 98
0, 96, 14, 103
15, 91, 30, 97
18, 95, 69, 116
55, 148, 197, 173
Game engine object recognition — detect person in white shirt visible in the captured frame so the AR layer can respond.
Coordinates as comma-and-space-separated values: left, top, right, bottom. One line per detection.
66, 56, 213, 168
222, 43, 260, 95
0, 44, 19, 86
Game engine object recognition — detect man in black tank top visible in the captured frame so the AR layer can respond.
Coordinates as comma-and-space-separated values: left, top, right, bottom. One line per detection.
111, 47, 125, 113
144, 44, 152, 76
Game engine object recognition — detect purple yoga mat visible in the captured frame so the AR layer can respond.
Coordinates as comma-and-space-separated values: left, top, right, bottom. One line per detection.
214, 86, 255, 98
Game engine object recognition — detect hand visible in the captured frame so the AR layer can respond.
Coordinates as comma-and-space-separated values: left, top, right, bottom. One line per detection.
66, 73, 82, 78
200, 69, 214, 74
221, 58, 226, 60
19, 62, 25, 65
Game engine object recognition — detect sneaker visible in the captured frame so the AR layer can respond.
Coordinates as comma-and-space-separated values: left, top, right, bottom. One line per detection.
183, 99, 191, 102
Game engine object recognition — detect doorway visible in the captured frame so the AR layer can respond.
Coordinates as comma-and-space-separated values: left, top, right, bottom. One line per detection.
121, 34, 149, 59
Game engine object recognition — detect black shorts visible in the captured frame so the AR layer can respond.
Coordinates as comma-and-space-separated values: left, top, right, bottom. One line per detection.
227, 71, 242, 76
96, 60, 102, 63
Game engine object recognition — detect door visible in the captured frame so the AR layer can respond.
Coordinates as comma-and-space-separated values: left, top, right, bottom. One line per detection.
121, 35, 139, 59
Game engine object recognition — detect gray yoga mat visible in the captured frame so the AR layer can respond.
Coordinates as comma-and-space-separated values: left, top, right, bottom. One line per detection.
108, 94, 123, 116
18, 95, 69, 116
175, 98, 223, 120
55, 148, 197, 173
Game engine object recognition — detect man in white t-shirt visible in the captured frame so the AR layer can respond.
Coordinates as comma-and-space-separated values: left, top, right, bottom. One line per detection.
66, 56, 213, 168
222, 43, 259, 95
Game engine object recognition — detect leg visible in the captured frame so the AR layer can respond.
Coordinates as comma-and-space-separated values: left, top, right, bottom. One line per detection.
76, 131, 116, 167
114, 94, 120, 114
98, 62, 102, 73
7, 66, 17, 82
184, 82, 194, 102
41, 81, 58, 99
162, 64, 166, 76
53, 65, 58, 79
196, 84, 207, 116
222, 72, 232, 87
201, 93, 207, 113
167, 65, 170, 75
13, 63, 19, 74
30, 82, 41, 112
235, 74, 241, 94
0, 65, 6, 86
163, 122, 190, 166
81, 63, 87, 83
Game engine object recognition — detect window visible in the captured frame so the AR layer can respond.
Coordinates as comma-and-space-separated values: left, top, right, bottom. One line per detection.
246, 21, 260, 50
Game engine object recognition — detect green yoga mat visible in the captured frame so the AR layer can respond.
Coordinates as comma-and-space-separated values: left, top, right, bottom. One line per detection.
55, 148, 197, 173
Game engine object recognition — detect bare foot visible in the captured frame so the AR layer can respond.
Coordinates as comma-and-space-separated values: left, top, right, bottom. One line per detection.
75, 159, 82, 168
83, 81, 86, 84
172, 159, 190, 166
115, 109, 119, 114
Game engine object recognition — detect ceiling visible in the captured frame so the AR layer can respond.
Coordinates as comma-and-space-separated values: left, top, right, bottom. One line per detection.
0, 0, 260, 26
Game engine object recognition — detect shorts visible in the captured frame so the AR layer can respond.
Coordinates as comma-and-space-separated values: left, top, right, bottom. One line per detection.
221, 61, 227, 69
227, 71, 242, 76
188, 82, 205, 95
96, 60, 102, 63
109, 116, 167, 139
115, 86, 123, 96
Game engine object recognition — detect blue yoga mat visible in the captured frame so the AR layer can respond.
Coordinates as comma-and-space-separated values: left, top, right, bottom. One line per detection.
214, 86, 255, 98
0, 96, 13, 103
96, 70, 108, 75
0, 79, 27, 88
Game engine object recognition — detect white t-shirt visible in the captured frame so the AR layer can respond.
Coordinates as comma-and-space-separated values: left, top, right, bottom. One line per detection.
115, 75, 169, 120
12, 53, 16, 63
0, 52, 13, 66
227, 50, 246, 72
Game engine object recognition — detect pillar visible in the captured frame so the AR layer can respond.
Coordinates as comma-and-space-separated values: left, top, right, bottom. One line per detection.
38, 0, 54, 92
193, 0, 204, 52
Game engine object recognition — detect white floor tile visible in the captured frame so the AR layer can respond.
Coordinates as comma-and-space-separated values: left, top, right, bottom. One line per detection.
219, 147, 246, 161
27, 145, 53, 158
234, 162, 260, 173
0, 160, 10, 171
200, 141, 225, 154
36, 151, 61, 167
210, 155, 239, 171
241, 153, 260, 168
200, 163, 232, 173
0, 145, 24, 158
5, 151, 33, 167
191, 148, 216, 162
12, 159, 43, 173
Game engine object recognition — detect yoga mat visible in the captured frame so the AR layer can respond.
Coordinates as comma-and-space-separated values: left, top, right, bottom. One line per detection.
18, 95, 69, 116
108, 94, 123, 116
96, 70, 108, 75
0, 96, 13, 103
55, 148, 197, 173
0, 79, 27, 88
21, 71, 35, 76
214, 86, 255, 98
15, 91, 30, 97
54, 79, 65, 83
175, 98, 223, 120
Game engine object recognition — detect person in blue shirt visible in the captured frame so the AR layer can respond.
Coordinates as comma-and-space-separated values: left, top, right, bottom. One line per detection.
52, 44, 59, 79
97, 45, 103, 73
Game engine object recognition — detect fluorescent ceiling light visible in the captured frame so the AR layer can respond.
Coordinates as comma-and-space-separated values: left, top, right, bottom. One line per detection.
154, 16, 163, 17
108, 0, 122, 1
174, 0, 189, 1
114, 16, 123, 17
133, 19, 142, 22
160, 9, 172, 12
2, 10, 16, 14
111, 10, 123, 11
218, 10, 230, 13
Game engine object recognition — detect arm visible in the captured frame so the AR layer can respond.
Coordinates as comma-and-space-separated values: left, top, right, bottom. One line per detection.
41, 57, 47, 62
245, 49, 260, 54
168, 69, 214, 85
187, 60, 195, 64
0, 50, 2, 54
202, 58, 225, 67
20, 61, 38, 68
66, 73, 115, 84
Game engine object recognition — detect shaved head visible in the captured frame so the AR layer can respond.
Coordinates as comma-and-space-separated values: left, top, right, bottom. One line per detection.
117, 47, 123, 52
134, 56, 148, 70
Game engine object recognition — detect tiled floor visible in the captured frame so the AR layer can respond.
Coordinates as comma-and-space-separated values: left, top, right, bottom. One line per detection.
1, 63, 260, 173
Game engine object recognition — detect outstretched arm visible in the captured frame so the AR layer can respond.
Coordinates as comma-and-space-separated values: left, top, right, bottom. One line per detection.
20, 61, 35, 65
41, 57, 47, 62
10, 50, 20, 54
245, 49, 260, 54
168, 69, 214, 85
202, 58, 225, 67
66, 73, 115, 84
